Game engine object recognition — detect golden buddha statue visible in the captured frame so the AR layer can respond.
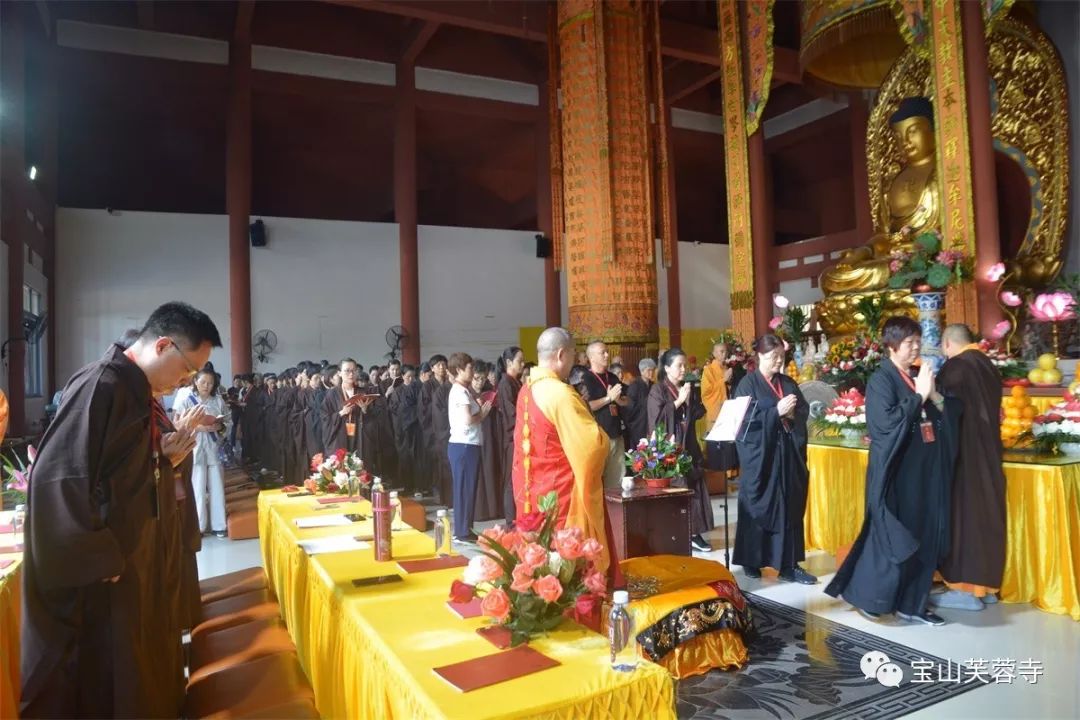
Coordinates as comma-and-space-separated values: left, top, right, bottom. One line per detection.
818, 97, 940, 335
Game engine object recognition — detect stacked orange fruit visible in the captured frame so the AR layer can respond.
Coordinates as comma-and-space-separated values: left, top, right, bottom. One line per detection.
1001, 385, 1036, 447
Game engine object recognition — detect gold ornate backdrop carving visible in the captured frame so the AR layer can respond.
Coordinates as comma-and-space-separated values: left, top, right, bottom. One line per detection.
866, 15, 1069, 285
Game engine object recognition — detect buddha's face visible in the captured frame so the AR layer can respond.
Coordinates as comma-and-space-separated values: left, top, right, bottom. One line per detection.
892, 116, 935, 163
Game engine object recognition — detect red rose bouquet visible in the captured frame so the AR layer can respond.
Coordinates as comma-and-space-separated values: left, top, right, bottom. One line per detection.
449, 491, 606, 645
304, 449, 369, 495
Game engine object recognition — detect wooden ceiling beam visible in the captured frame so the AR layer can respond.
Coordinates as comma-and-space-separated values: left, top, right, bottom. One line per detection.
332, 0, 546, 41
666, 67, 722, 105
235, 0, 256, 40
400, 19, 439, 65
136, 0, 154, 31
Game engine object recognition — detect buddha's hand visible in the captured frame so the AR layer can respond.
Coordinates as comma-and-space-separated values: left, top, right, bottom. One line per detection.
837, 245, 874, 264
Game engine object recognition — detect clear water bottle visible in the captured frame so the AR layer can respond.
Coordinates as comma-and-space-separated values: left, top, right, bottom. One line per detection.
389, 490, 403, 531
608, 590, 637, 672
434, 509, 452, 557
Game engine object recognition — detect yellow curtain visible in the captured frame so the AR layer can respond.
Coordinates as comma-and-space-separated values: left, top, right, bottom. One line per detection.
0, 559, 21, 720
804, 444, 1080, 621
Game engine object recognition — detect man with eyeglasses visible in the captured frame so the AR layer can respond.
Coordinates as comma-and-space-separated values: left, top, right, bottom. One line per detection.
21, 302, 222, 718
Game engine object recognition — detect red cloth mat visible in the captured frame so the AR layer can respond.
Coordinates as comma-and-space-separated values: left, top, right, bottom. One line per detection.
397, 556, 469, 574
476, 625, 513, 649
446, 598, 483, 619
433, 645, 559, 692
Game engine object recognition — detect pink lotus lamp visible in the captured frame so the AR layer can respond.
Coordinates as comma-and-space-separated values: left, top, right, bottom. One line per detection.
1028, 292, 1077, 356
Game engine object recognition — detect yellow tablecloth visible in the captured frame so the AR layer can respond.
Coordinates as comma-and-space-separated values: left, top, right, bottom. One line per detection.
258, 491, 676, 720
805, 443, 1080, 620
1, 549, 22, 720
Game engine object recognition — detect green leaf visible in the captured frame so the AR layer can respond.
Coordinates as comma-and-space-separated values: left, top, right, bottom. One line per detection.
927, 264, 952, 288
538, 491, 558, 514
915, 232, 940, 253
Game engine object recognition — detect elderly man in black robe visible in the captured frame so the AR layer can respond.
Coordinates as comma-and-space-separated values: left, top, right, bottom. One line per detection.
931, 323, 1007, 611
21, 302, 221, 718
826, 316, 961, 625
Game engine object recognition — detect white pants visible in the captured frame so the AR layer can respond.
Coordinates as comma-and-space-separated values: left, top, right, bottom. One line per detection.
192, 460, 226, 533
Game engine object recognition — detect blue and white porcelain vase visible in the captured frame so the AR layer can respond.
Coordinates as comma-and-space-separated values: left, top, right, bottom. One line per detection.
911, 291, 946, 371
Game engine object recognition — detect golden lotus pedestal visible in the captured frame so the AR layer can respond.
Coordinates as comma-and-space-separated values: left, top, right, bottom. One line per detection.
816, 288, 916, 337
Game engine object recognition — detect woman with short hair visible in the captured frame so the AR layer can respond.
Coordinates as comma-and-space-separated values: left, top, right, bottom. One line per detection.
447, 352, 493, 543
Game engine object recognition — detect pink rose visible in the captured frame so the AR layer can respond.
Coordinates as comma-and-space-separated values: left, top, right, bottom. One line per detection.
515, 510, 545, 533
464, 554, 503, 585
769, 316, 783, 330
580, 538, 603, 562
499, 530, 524, 553
510, 563, 535, 593
533, 574, 564, 604
517, 542, 549, 571
481, 587, 511, 623
584, 570, 607, 595
552, 527, 584, 560
480, 525, 506, 547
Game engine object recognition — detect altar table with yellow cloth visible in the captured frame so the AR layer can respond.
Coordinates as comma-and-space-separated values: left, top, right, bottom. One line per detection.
805, 439, 1080, 621
257, 491, 677, 719
0, 541, 22, 720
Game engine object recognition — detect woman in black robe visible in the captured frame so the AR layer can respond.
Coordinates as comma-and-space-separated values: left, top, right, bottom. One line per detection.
388, 366, 422, 493
733, 333, 816, 584
320, 359, 368, 456
647, 347, 714, 553
825, 316, 961, 625
495, 346, 525, 523
470, 361, 502, 520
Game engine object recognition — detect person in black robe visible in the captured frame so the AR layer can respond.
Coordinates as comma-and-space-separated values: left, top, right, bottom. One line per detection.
471, 361, 501, 520
432, 375, 454, 506
825, 316, 961, 625
732, 333, 815, 584
929, 323, 1007, 611
414, 362, 434, 493
388, 365, 422, 493
495, 347, 525, 523
647, 348, 715, 553
242, 374, 267, 465
623, 357, 656, 451
420, 355, 449, 498
361, 376, 397, 483
321, 358, 371, 456
306, 370, 326, 465
21, 302, 221, 718
260, 374, 282, 471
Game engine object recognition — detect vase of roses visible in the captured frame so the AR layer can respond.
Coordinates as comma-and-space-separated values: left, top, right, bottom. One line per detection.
449, 491, 607, 646
624, 422, 692, 490
304, 449, 370, 496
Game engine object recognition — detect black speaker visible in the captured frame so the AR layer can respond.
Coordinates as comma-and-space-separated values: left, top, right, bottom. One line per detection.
535, 233, 552, 258
250, 219, 267, 247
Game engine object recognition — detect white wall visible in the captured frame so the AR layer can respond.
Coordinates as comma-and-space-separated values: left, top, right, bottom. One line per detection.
418, 225, 544, 360
56, 209, 549, 385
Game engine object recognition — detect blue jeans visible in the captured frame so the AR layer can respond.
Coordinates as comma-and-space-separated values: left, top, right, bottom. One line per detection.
448, 442, 480, 537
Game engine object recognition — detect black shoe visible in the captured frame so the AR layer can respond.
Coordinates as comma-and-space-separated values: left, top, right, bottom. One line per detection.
690, 535, 711, 552
779, 567, 818, 585
897, 610, 946, 626
453, 533, 479, 545
856, 608, 883, 621
742, 567, 762, 579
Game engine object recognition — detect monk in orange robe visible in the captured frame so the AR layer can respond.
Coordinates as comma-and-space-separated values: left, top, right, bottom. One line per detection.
512, 327, 610, 572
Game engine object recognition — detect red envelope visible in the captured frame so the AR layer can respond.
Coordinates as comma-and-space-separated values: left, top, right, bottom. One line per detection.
433, 645, 559, 692
446, 598, 483, 619
397, 556, 469, 574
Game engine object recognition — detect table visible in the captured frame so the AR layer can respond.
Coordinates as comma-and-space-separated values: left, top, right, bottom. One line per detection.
604, 487, 691, 561
805, 439, 1080, 621
1, 516, 23, 720
258, 491, 677, 719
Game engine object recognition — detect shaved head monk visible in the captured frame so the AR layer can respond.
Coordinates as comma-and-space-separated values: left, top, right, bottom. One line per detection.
512, 327, 611, 572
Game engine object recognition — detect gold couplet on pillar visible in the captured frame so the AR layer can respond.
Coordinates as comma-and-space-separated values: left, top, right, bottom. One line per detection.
559, 0, 657, 345
717, 0, 756, 343
929, 0, 979, 327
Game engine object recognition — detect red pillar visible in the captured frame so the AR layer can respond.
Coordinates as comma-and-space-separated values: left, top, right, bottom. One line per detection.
537, 76, 560, 328
664, 107, 682, 349
748, 130, 773, 336
849, 94, 873, 243
961, 0, 1003, 335
395, 61, 421, 364
2, 4, 27, 435
227, 16, 253, 374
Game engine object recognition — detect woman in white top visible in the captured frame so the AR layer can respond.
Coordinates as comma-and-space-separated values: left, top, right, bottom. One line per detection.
184, 368, 231, 537
446, 351, 493, 543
